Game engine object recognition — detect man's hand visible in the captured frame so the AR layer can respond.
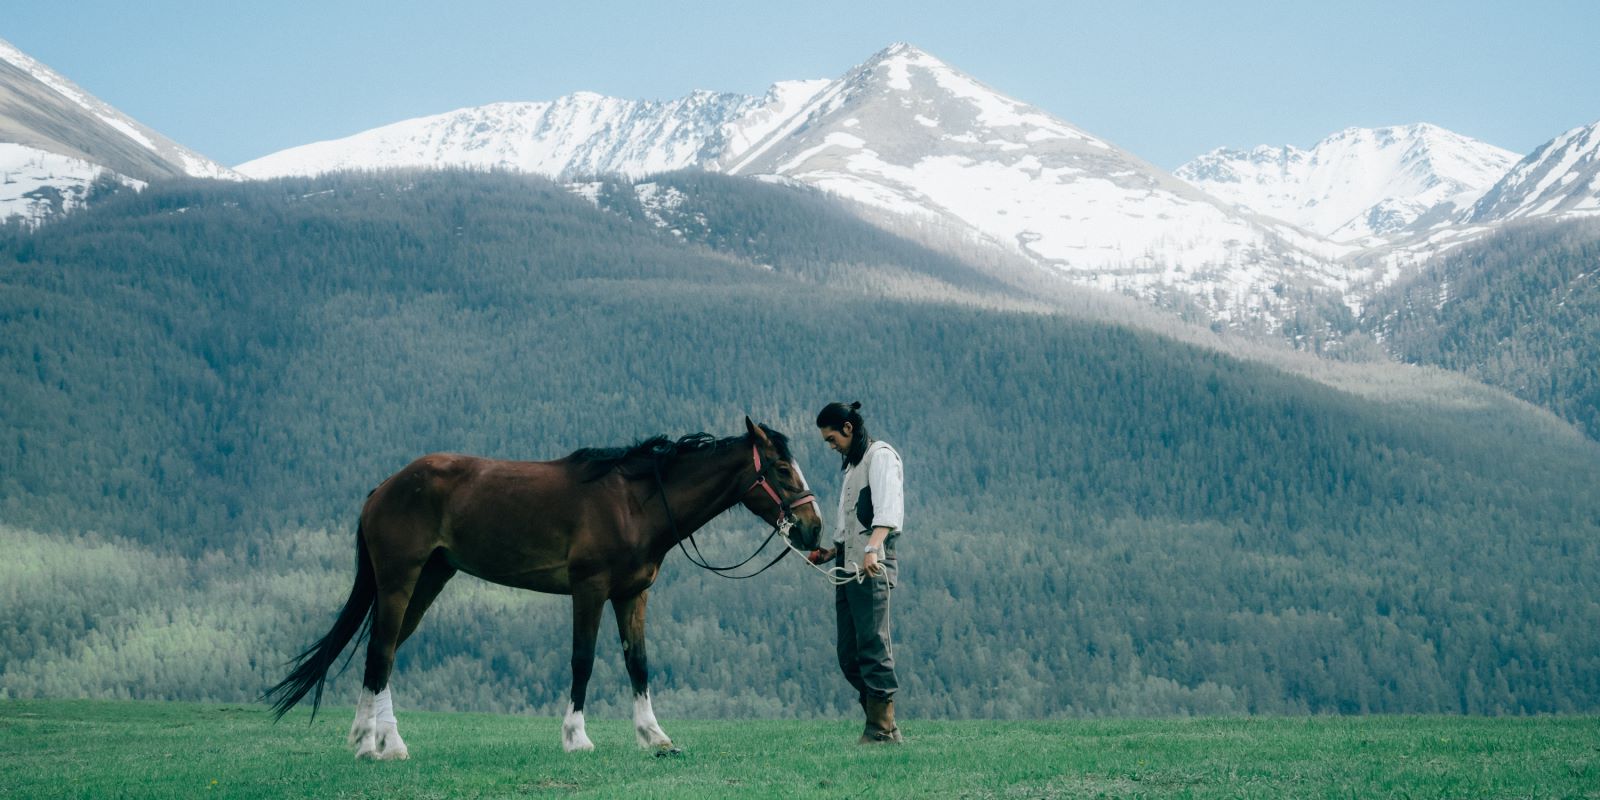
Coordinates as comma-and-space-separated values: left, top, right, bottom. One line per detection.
863, 526, 892, 577
863, 550, 883, 577
807, 547, 836, 565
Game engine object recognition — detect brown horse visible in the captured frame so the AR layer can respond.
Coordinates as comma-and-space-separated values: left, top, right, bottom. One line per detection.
265, 418, 823, 758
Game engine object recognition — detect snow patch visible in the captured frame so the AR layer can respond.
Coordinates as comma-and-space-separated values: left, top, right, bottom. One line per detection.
0, 143, 142, 226
776, 132, 866, 173
567, 181, 603, 207
101, 117, 156, 151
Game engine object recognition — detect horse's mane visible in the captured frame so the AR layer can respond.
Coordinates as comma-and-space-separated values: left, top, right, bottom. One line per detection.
567, 426, 794, 483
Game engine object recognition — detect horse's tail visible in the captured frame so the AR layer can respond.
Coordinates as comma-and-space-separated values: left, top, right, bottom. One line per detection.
263, 522, 377, 722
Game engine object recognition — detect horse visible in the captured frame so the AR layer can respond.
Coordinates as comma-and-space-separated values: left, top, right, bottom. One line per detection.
264, 417, 823, 759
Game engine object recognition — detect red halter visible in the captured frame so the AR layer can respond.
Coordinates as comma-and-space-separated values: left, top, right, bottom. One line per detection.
750, 443, 816, 517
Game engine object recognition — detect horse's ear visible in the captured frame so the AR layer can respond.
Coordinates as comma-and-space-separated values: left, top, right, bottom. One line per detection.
745, 416, 770, 444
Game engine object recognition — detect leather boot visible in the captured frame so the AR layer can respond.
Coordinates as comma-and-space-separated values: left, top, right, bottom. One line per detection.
860, 696, 902, 744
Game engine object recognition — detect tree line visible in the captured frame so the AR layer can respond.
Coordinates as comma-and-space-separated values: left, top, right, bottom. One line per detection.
1362, 218, 1600, 440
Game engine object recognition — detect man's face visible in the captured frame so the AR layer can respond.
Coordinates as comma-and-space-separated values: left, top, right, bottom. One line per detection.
820, 424, 853, 454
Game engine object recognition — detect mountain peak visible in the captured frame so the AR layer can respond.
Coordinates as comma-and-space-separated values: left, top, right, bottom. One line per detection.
869, 41, 934, 62
1467, 118, 1600, 224
851, 41, 972, 94
0, 35, 235, 182
1177, 124, 1517, 242
1, 35, 239, 224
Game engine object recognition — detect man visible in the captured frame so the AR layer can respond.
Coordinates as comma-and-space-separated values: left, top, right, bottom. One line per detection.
814, 401, 904, 744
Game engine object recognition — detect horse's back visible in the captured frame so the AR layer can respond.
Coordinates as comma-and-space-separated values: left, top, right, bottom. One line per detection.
361, 452, 607, 592
364, 452, 480, 514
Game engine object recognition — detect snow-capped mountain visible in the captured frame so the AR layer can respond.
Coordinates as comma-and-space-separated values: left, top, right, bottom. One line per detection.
238, 90, 778, 179
0, 38, 234, 182
1330, 121, 1600, 300
1177, 125, 1517, 244
721, 44, 1361, 327
240, 43, 1355, 330
1466, 120, 1600, 224
18, 30, 1593, 337
0, 37, 236, 224
235, 79, 836, 181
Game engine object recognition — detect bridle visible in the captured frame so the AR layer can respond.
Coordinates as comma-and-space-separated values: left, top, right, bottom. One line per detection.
660, 440, 818, 580
747, 443, 816, 534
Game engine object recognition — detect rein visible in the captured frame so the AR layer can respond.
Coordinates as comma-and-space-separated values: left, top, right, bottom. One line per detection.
654, 441, 865, 584
656, 443, 803, 580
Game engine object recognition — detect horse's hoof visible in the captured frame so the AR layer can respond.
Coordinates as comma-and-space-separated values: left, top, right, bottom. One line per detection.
653, 746, 683, 758
357, 745, 409, 760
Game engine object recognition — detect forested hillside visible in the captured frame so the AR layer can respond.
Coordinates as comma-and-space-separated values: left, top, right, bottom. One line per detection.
4, 171, 1600, 718
582, 171, 1018, 298
1362, 219, 1600, 440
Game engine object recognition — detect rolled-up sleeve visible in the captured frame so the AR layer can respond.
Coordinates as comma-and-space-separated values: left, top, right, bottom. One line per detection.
868, 448, 904, 532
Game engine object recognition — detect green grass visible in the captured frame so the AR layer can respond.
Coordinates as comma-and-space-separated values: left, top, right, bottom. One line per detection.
1, 700, 1597, 799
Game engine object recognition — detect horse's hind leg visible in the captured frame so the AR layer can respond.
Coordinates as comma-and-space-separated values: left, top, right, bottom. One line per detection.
347, 688, 375, 750
352, 543, 429, 761
348, 551, 455, 753
397, 551, 457, 647
613, 590, 673, 750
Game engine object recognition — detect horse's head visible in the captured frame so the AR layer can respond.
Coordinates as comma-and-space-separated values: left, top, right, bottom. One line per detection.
740, 417, 825, 549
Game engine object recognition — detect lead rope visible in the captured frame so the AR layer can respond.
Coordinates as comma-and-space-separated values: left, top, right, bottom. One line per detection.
773, 525, 866, 586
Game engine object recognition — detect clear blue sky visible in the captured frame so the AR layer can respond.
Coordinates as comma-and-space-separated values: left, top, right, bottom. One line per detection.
6, 1, 1599, 169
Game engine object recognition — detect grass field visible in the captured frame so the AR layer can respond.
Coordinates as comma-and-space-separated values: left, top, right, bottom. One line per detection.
1, 700, 1597, 799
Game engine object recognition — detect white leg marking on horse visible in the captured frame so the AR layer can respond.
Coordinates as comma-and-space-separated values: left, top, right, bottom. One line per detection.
632, 691, 672, 749
348, 688, 376, 749
356, 687, 409, 761
562, 702, 594, 752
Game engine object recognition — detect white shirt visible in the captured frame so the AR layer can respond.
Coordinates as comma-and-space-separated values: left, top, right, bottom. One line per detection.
833, 440, 905, 546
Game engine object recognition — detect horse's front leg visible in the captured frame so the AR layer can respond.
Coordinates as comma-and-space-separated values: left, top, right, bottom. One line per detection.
562, 580, 606, 752
613, 589, 674, 750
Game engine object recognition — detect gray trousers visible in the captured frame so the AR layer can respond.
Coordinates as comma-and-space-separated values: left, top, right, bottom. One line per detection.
835, 554, 898, 701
